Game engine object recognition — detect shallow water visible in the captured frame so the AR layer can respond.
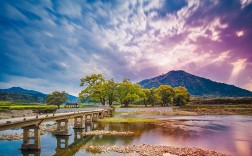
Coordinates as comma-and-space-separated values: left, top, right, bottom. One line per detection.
0, 115, 251, 156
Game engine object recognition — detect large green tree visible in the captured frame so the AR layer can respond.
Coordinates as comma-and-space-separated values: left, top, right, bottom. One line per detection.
173, 86, 190, 106
156, 85, 175, 106
105, 79, 118, 106
46, 91, 68, 109
144, 88, 159, 106
141, 89, 149, 106
117, 78, 141, 107
79, 74, 106, 105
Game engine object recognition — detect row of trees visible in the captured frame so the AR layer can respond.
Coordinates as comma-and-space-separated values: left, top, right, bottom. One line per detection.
78, 74, 190, 107
46, 74, 190, 108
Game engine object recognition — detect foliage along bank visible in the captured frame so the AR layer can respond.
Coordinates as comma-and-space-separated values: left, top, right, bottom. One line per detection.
78, 74, 190, 107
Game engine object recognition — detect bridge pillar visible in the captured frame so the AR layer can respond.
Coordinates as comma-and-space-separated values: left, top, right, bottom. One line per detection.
74, 129, 83, 141
21, 125, 41, 150
56, 136, 69, 149
73, 116, 84, 129
109, 108, 113, 116
55, 119, 71, 136
84, 122, 95, 132
92, 113, 99, 122
104, 110, 109, 117
85, 114, 93, 125
99, 111, 104, 118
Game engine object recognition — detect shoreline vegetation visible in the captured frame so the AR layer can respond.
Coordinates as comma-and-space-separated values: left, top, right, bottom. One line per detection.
0, 101, 251, 120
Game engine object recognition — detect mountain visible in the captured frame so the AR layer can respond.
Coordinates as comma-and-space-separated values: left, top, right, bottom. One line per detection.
0, 92, 45, 103
0, 87, 45, 97
138, 70, 252, 97
66, 94, 78, 103
0, 87, 78, 103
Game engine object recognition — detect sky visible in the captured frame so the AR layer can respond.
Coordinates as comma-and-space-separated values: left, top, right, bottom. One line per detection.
0, 0, 252, 96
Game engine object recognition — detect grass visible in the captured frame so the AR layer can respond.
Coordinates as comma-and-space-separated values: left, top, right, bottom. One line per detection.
0, 101, 57, 110
98, 117, 160, 123
0, 105, 57, 110
123, 110, 198, 116
0, 101, 43, 106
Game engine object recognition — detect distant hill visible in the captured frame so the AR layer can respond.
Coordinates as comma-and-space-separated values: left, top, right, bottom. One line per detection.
0, 87, 78, 103
0, 87, 45, 98
0, 92, 45, 103
66, 94, 78, 103
138, 70, 252, 97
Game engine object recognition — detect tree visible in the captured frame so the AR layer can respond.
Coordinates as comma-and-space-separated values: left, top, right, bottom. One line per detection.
105, 79, 118, 106
156, 85, 175, 106
144, 88, 159, 106
141, 89, 149, 107
46, 91, 67, 109
79, 74, 106, 106
173, 86, 190, 106
117, 78, 141, 107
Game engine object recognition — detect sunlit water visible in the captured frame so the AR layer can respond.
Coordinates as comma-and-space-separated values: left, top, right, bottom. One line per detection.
0, 115, 251, 156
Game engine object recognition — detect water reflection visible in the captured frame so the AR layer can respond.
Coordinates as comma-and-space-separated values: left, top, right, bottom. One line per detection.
21, 150, 40, 156
74, 129, 83, 141
56, 136, 69, 149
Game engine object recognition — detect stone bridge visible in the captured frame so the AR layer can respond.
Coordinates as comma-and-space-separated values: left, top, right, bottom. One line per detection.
0, 108, 113, 152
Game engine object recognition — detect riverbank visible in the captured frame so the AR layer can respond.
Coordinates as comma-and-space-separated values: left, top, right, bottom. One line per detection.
0, 109, 40, 119
115, 104, 252, 116
83, 144, 228, 156
176, 104, 252, 116
115, 107, 198, 116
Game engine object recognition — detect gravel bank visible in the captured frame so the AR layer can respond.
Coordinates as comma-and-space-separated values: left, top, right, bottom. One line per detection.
82, 130, 134, 137
83, 144, 228, 156
0, 110, 40, 119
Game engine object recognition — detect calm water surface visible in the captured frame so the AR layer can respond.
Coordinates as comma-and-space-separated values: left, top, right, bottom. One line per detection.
0, 115, 251, 156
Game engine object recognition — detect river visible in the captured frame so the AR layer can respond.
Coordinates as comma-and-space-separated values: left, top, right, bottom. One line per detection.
0, 113, 251, 156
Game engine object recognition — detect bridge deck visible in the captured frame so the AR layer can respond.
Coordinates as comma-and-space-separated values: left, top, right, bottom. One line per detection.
0, 109, 108, 131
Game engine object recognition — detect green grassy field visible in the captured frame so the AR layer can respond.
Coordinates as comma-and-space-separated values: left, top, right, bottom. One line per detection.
0, 101, 57, 110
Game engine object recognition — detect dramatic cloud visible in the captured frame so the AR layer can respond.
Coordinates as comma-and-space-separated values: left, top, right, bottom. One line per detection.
0, 0, 252, 95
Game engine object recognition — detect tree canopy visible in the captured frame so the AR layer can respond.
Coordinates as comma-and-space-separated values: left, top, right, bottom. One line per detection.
156, 85, 175, 106
79, 74, 106, 105
116, 78, 142, 107
173, 86, 190, 106
46, 91, 67, 109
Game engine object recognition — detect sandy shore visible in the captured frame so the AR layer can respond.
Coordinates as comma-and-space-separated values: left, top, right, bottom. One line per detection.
83, 144, 228, 156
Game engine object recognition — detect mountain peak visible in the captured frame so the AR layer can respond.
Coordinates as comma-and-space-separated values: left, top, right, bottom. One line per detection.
9, 87, 26, 90
166, 70, 190, 75
138, 70, 252, 97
